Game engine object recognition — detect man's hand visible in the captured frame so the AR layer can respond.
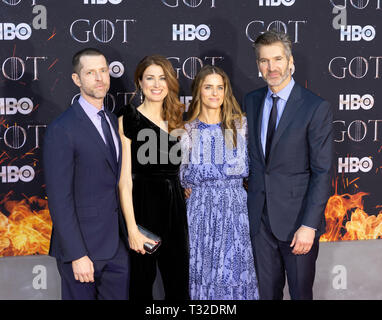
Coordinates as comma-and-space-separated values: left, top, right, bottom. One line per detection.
243, 179, 248, 191
290, 226, 315, 255
72, 255, 94, 283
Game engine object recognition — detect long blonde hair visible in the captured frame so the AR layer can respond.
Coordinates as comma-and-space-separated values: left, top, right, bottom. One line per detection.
133, 55, 185, 133
187, 65, 244, 148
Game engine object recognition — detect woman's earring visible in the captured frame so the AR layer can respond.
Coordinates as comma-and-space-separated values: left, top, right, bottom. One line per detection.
139, 88, 143, 104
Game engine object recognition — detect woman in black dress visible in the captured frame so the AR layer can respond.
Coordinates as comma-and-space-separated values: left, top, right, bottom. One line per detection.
118, 55, 189, 300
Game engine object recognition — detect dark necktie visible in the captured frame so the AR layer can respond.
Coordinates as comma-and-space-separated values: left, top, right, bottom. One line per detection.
265, 95, 279, 163
98, 110, 117, 164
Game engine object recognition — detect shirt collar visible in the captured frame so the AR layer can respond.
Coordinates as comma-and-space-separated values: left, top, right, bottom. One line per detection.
78, 95, 104, 118
266, 77, 295, 102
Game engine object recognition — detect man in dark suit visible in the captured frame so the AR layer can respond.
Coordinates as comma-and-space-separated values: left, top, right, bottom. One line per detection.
43, 48, 130, 299
243, 31, 333, 300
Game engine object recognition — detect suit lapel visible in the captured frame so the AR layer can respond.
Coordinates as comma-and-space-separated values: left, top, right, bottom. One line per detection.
105, 108, 122, 178
257, 92, 267, 165
268, 83, 304, 162
72, 101, 117, 175
250, 88, 267, 166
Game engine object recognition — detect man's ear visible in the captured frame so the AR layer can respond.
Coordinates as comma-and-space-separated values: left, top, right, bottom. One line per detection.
290, 63, 295, 75
72, 72, 81, 88
256, 60, 261, 75
289, 56, 295, 74
289, 55, 294, 68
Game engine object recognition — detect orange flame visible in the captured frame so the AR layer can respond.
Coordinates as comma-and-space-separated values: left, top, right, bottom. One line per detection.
320, 192, 382, 242
1, 188, 381, 257
0, 196, 52, 257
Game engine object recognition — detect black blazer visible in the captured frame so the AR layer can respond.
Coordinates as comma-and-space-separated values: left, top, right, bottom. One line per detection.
43, 100, 128, 263
243, 83, 333, 241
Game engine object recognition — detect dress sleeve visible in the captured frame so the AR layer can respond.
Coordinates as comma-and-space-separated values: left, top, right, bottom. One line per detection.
122, 104, 140, 140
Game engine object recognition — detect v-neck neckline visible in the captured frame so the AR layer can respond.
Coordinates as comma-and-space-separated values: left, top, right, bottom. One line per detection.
137, 109, 170, 135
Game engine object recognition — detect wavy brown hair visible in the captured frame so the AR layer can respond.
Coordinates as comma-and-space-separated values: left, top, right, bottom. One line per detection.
187, 65, 244, 148
133, 55, 185, 133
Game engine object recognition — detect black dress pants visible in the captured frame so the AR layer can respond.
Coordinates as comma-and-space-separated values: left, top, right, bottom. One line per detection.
253, 211, 319, 300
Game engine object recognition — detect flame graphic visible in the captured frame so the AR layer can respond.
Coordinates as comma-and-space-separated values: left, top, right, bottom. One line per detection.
1, 179, 381, 257
0, 194, 52, 257
320, 191, 382, 242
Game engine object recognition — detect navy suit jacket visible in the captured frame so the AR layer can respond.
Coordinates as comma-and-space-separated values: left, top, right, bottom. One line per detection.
43, 100, 128, 263
243, 82, 333, 242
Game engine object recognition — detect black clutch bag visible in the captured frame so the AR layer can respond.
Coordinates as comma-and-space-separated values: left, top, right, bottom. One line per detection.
137, 224, 162, 254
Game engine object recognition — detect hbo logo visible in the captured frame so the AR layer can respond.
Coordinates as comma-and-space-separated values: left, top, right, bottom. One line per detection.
259, 0, 295, 6
172, 24, 210, 41
0, 98, 34, 115
339, 94, 374, 110
83, 0, 122, 3
340, 25, 376, 41
109, 61, 124, 78
338, 157, 373, 173
0, 23, 32, 40
0, 165, 35, 183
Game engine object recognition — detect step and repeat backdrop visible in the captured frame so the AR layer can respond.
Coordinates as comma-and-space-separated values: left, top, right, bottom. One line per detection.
0, 0, 381, 299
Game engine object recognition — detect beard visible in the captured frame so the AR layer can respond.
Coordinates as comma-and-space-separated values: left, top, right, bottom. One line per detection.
263, 65, 291, 87
82, 83, 110, 100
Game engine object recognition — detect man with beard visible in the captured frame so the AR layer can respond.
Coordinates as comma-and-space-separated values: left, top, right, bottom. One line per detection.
43, 48, 130, 299
243, 31, 333, 300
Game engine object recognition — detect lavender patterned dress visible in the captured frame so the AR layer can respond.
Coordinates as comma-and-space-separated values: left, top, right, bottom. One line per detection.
180, 117, 259, 300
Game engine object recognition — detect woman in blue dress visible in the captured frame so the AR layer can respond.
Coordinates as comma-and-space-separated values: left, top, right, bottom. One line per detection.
180, 65, 259, 300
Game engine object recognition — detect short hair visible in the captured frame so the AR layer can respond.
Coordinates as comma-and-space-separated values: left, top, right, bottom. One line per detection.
253, 30, 292, 60
72, 48, 107, 74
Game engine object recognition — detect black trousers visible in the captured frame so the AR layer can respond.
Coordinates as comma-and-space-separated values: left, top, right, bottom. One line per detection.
56, 238, 130, 300
253, 212, 319, 300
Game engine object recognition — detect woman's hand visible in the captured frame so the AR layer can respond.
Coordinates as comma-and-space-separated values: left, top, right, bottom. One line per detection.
128, 226, 157, 255
184, 188, 192, 199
